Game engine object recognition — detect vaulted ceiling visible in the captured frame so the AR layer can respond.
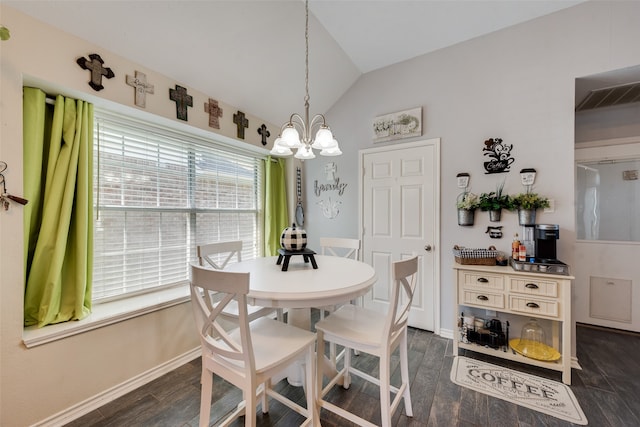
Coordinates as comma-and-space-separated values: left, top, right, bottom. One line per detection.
6, 0, 585, 125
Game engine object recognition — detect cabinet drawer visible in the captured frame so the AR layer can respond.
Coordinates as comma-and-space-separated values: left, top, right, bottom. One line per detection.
509, 296, 559, 318
459, 271, 504, 291
509, 278, 558, 298
461, 289, 505, 309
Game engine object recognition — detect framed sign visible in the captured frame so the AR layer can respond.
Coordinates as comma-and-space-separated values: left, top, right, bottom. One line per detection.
373, 107, 422, 143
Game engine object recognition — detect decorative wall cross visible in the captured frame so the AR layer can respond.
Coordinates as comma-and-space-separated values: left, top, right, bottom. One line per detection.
126, 71, 154, 108
257, 124, 270, 146
204, 98, 223, 129
76, 53, 115, 91
169, 85, 193, 121
233, 111, 249, 139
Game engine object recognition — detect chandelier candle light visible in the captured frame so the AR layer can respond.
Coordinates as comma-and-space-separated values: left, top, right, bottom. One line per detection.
270, 0, 342, 160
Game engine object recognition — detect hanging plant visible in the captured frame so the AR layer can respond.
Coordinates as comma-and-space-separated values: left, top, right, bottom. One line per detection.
0, 26, 10, 41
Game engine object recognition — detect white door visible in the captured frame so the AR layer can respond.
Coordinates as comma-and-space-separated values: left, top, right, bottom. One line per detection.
360, 139, 440, 331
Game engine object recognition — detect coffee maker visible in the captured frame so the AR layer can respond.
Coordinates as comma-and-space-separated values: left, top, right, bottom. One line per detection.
535, 224, 559, 262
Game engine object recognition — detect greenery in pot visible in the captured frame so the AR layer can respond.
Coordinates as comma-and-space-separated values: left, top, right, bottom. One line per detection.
456, 192, 480, 210
508, 192, 550, 210
478, 182, 510, 211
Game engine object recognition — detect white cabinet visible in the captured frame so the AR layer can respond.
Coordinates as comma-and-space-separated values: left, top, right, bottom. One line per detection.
453, 263, 574, 384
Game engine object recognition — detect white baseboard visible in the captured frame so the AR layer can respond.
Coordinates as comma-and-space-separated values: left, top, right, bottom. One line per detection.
439, 328, 454, 340
31, 347, 202, 427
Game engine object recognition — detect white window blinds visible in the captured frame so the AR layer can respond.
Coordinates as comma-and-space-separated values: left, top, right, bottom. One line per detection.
93, 111, 263, 301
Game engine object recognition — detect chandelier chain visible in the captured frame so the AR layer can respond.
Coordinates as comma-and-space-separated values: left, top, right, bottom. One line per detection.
304, 0, 310, 107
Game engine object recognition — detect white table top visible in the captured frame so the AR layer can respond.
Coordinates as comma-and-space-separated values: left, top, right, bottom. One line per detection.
224, 255, 377, 309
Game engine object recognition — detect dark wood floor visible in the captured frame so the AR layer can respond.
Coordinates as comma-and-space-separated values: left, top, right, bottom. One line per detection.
65, 315, 640, 427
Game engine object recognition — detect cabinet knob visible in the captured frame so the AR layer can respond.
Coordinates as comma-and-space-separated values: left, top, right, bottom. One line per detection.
526, 302, 540, 309
525, 283, 539, 289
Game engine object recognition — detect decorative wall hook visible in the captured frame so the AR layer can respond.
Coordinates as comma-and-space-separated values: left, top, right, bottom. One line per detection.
0, 161, 29, 211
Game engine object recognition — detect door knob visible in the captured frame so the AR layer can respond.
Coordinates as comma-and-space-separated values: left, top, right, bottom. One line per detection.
424, 245, 432, 252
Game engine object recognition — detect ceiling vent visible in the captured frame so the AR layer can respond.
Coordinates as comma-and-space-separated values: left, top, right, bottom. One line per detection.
575, 81, 640, 112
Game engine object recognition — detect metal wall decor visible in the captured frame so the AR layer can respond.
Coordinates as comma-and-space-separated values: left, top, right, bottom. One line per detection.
258, 124, 270, 146
125, 71, 154, 108
483, 138, 514, 174
204, 98, 223, 129
0, 161, 28, 211
76, 53, 115, 91
169, 85, 193, 121
315, 162, 347, 219
233, 111, 249, 139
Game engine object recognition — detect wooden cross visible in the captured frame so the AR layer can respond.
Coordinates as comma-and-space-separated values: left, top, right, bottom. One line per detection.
169, 85, 193, 121
204, 98, 223, 129
257, 124, 270, 146
233, 111, 249, 139
126, 71, 154, 108
76, 53, 115, 91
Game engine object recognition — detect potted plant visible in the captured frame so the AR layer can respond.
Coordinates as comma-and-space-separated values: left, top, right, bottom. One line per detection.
456, 192, 479, 226
509, 192, 550, 225
479, 182, 510, 222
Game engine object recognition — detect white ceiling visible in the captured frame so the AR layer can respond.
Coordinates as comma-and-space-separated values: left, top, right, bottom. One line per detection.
6, 0, 585, 126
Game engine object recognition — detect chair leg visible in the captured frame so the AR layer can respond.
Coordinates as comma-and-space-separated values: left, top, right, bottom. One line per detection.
199, 370, 213, 427
400, 331, 413, 417
343, 345, 352, 389
379, 354, 392, 427
262, 380, 270, 414
245, 386, 257, 427
303, 346, 318, 426
316, 330, 326, 414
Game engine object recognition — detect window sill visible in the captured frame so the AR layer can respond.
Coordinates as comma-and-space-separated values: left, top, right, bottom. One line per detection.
23, 285, 190, 348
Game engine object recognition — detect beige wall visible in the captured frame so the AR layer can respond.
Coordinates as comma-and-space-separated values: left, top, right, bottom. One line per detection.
0, 6, 278, 426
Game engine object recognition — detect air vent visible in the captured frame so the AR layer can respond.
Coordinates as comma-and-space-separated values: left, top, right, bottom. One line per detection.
576, 81, 640, 111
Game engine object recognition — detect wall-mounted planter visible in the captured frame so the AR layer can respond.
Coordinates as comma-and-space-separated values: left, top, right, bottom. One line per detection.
458, 209, 475, 226
518, 209, 536, 225
488, 209, 502, 222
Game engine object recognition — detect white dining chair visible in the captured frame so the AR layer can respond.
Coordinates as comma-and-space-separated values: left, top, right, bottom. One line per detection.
190, 264, 317, 427
315, 256, 419, 427
317, 237, 362, 363
197, 241, 283, 322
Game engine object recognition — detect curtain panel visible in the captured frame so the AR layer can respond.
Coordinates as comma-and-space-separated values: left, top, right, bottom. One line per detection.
263, 157, 289, 256
23, 87, 94, 327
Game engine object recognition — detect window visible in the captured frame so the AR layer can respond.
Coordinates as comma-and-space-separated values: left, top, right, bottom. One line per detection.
93, 111, 263, 301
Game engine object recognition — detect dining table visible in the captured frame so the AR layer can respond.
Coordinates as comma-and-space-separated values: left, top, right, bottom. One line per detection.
224, 254, 377, 385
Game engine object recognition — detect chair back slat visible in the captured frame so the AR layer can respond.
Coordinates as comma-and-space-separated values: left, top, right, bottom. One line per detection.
197, 240, 242, 270
384, 256, 419, 340
320, 237, 361, 260
189, 264, 255, 371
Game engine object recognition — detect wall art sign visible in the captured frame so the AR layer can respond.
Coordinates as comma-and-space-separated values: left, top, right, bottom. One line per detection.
483, 137, 514, 174
373, 107, 422, 143
76, 53, 114, 91
315, 162, 347, 219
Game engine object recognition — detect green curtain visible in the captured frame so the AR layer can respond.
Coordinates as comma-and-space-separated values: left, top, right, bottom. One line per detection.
263, 157, 289, 256
23, 87, 94, 327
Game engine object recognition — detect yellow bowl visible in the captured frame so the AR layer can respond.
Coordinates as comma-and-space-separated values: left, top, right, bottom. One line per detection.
509, 338, 561, 362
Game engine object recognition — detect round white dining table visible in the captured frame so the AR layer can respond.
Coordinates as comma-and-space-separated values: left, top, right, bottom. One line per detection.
225, 254, 377, 386
224, 254, 377, 314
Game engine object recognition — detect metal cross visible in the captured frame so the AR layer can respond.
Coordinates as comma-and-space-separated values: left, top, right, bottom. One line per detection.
76, 53, 115, 91
233, 111, 249, 139
204, 98, 223, 129
126, 71, 154, 108
257, 124, 270, 146
169, 85, 193, 121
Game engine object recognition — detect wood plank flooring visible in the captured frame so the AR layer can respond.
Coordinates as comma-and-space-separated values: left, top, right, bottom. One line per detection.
65, 316, 640, 426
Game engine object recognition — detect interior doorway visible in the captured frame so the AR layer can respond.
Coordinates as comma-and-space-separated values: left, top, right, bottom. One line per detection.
574, 65, 640, 332
360, 138, 440, 332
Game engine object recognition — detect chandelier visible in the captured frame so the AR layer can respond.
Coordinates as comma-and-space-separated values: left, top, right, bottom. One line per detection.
270, 0, 341, 160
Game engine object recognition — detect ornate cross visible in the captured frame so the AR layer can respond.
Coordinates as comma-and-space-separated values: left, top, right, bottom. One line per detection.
257, 124, 270, 146
126, 71, 154, 108
233, 111, 249, 139
76, 53, 115, 91
169, 85, 193, 121
204, 98, 223, 129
